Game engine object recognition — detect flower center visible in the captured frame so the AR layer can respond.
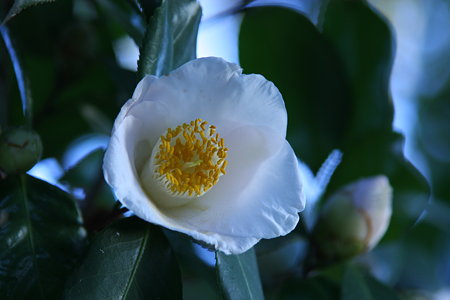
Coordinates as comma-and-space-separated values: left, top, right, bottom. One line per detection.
150, 118, 228, 198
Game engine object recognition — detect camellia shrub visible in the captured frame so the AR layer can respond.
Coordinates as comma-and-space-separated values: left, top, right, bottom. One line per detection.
1, 0, 448, 299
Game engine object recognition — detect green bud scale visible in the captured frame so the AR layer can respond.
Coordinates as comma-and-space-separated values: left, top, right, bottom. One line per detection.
0, 127, 43, 177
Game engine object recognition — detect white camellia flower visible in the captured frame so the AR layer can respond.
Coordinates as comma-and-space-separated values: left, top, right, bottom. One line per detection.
103, 57, 305, 255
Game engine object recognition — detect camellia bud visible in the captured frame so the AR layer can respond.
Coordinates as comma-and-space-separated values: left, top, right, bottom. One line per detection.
311, 175, 393, 265
0, 127, 43, 177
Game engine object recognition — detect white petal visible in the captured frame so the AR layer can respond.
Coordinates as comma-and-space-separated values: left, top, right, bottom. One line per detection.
353, 175, 392, 249
132, 75, 158, 100
103, 116, 167, 226
135, 57, 287, 137
191, 232, 260, 256
165, 139, 304, 239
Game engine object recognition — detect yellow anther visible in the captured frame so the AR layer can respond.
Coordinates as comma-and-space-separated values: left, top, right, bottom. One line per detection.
183, 131, 189, 142
222, 160, 228, 169
152, 119, 228, 198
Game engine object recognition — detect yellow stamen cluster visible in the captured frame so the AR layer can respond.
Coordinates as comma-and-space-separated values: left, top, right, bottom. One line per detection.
152, 118, 228, 198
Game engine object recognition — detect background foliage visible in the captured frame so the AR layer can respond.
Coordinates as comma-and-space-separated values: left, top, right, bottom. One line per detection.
0, 0, 449, 299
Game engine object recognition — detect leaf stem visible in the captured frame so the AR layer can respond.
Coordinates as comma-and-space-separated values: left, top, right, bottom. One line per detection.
0, 25, 32, 126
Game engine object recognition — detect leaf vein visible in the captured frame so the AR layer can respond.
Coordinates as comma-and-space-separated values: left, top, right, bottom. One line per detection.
120, 226, 150, 299
20, 175, 45, 299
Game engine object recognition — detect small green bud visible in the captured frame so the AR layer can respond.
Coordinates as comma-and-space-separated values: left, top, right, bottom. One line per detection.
312, 175, 392, 265
0, 127, 43, 177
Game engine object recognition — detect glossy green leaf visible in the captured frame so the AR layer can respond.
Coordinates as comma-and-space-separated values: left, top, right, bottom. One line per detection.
63, 217, 182, 299
163, 230, 222, 300
239, 2, 395, 166
239, 3, 428, 239
0, 175, 87, 299
216, 248, 264, 300
137, 0, 161, 21
342, 266, 400, 300
137, 0, 201, 78
240, 7, 351, 170
322, 1, 393, 139
2, 0, 55, 23
96, 0, 145, 45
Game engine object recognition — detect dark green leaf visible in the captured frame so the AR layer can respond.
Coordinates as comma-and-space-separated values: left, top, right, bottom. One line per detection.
239, 3, 428, 240
216, 248, 264, 300
315, 0, 330, 29
0, 175, 87, 299
342, 267, 373, 300
322, 1, 394, 139
5, 1, 135, 158
137, 0, 161, 21
2, 0, 55, 23
80, 104, 113, 134
61, 148, 104, 188
96, 0, 145, 45
342, 266, 400, 300
163, 230, 222, 300
64, 217, 182, 300
35, 64, 119, 158
137, 0, 201, 78
281, 276, 339, 300
240, 7, 351, 170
